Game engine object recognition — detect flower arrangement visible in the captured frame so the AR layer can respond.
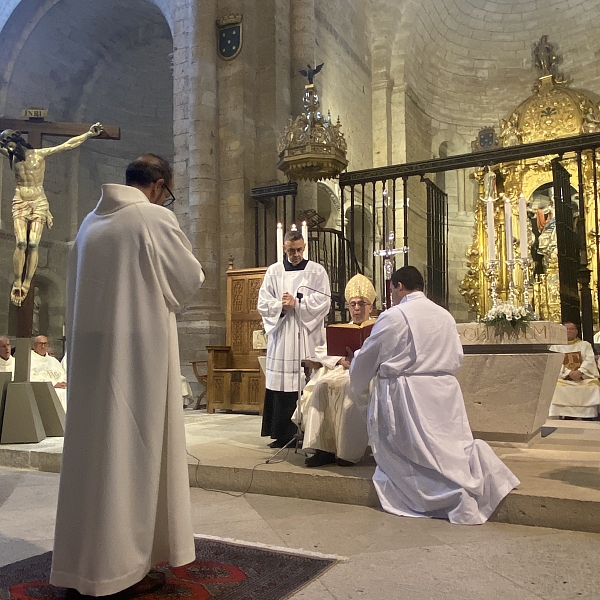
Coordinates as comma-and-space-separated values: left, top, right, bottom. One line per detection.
481, 303, 537, 328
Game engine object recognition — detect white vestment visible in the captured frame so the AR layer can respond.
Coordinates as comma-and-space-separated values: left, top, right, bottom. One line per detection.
549, 339, 600, 418
0, 355, 14, 377
293, 332, 371, 463
30, 350, 67, 410
258, 261, 331, 392
50, 184, 205, 595
349, 292, 520, 525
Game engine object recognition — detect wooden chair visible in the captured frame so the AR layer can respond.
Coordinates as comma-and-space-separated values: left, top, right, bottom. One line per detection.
190, 360, 208, 409
206, 267, 267, 414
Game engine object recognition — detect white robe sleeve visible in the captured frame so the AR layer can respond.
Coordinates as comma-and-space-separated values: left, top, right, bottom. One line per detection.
580, 341, 599, 379
349, 309, 409, 401
314, 343, 342, 370
298, 268, 331, 335
146, 210, 205, 311
258, 268, 284, 336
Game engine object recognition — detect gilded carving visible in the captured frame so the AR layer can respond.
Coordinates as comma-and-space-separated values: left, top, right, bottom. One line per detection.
462, 43, 600, 325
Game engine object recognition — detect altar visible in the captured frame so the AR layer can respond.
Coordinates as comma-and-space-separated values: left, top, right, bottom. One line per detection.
455, 321, 566, 445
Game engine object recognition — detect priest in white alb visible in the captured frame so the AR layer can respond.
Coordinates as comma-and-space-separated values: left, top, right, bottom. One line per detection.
294, 274, 375, 467
0, 336, 14, 377
50, 154, 205, 598
258, 230, 331, 448
349, 266, 520, 525
30, 335, 67, 410
549, 321, 600, 419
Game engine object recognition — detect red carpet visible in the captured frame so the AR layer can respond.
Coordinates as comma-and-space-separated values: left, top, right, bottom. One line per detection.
0, 537, 337, 600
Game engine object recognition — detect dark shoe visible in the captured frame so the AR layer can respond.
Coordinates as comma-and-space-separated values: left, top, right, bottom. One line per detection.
336, 458, 356, 467
113, 571, 166, 599
305, 450, 336, 468
65, 571, 166, 600
268, 439, 292, 448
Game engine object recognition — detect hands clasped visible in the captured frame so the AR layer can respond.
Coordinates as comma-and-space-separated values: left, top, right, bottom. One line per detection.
282, 292, 296, 312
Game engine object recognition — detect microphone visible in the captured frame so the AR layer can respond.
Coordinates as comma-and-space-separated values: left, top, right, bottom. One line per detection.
296, 285, 332, 300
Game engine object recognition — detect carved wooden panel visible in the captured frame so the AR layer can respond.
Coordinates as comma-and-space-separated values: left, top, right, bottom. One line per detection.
213, 377, 224, 405
248, 278, 262, 312
231, 381, 242, 403
231, 321, 244, 350
231, 279, 245, 313
249, 376, 260, 406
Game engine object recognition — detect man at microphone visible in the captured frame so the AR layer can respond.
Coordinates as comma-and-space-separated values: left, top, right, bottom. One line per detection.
258, 230, 331, 448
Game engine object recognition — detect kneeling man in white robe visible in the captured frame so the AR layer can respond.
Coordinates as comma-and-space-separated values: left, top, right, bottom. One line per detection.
30, 335, 67, 410
549, 321, 600, 419
0, 336, 14, 378
50, 154, 205, 598
349, 266, 520, 525
294, 274, 374, 467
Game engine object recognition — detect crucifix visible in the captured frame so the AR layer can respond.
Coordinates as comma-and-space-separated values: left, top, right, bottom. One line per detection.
373, 188, 409, 309
0, 112, 120, 385
0, 113, 119, 331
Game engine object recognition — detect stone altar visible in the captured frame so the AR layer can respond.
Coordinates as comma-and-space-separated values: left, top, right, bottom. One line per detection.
455, 321, 566, 445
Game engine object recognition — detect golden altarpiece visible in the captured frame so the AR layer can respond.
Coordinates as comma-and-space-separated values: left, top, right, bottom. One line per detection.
460, 60, 600, 324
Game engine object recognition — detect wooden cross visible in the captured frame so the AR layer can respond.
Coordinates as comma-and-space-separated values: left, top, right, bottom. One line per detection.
0, 115, 120, 339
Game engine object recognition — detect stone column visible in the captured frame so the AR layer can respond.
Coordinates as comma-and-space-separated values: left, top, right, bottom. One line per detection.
173, 0, 225, 358
290, 0, 317, 214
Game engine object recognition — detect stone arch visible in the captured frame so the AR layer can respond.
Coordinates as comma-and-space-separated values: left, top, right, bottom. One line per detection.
317, 182, 341, 229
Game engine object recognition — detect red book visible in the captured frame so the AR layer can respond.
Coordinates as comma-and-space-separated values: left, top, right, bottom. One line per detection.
326, 321, 375, 357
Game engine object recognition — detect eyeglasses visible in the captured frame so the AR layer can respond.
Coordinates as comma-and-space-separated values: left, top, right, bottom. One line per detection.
349, 301, 370, 309
162, 184, 176, 209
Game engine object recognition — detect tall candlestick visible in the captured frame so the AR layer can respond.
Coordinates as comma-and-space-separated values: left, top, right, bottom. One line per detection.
504, 197, 514, 262
486, 199, 496, 262
518, 193, 528, 259
277, 222, 283, 263
301, 221, 309, 261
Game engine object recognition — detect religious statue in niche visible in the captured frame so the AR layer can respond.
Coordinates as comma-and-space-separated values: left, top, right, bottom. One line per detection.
0, 123, 103, 306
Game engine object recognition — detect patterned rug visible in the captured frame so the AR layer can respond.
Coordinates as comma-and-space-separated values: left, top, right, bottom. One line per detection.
0, 536, 338, 600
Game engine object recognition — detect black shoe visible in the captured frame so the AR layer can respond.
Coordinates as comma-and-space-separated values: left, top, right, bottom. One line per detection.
268, 439, 292, 448
65, 572, 166, 600
336, 458, 356, 467
305, 450, 336, 468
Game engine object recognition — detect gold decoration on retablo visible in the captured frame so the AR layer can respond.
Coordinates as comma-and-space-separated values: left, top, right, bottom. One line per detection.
461, 36, 600, 326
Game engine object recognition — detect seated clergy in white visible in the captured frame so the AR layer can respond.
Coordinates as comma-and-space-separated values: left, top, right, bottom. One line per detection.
549, 321, 600, 419
0, 336, 14, 378
30, 335, 67, 410
294, 274, 375, 468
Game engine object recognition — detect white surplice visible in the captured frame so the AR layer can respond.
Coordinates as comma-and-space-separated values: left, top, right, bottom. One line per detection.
50, 184, 205, 595
349, 292, 520, 525
293, 335, 370, 463
30, 350, 67, 410
0, 355, 14, 377
549, 339, 600, 418
258, 261, 331, 392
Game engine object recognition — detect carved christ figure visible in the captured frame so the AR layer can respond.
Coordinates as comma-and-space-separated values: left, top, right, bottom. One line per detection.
0, 123, 103, 305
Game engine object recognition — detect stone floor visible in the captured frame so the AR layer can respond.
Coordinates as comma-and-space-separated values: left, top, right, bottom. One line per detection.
0, 412, 599, 533
1, 466, 600, 600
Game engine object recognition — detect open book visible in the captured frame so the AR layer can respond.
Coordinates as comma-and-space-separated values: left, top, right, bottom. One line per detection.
326, 321, 375, 357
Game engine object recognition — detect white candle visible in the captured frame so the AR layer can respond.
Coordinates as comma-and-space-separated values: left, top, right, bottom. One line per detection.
301, 221, 309, 260
504, 198, 514, 262
518, 193, 528, 259
486, 199, 496, 262
277, 222, 283, 263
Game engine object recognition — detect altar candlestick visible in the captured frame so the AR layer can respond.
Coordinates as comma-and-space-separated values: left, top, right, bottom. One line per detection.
518, 193, 528, 259
277, 222, 283, 263
504, 198, 514, 262
486, 199, 496, 262
301, 221, 309, 260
